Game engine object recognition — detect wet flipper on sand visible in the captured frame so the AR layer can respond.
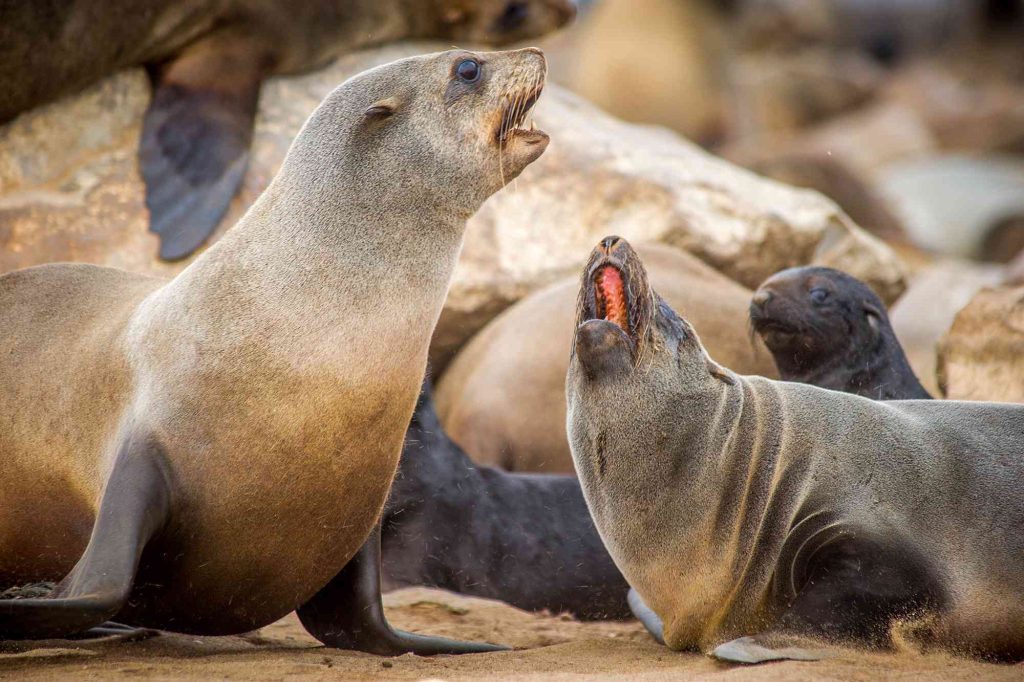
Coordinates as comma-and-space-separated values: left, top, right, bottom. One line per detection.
0, 436, 172, 640
297, 523, 509, 655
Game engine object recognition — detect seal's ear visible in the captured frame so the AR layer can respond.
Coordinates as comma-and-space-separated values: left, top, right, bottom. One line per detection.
863, 301, 883, 334
364, 98, 399, 121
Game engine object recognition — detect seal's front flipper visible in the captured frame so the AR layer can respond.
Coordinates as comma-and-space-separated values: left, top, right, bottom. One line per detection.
0, 437, 172, 640
628, 588, 665, 645
141, 34, 267, 261
297, 522, 508, 655
712, 633, 832, 664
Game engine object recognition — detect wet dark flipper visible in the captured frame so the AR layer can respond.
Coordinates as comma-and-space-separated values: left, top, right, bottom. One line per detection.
628, 588, 665, 645
297, 522, 508, 655
141, 34, 268, 261
0, 436, 172, 640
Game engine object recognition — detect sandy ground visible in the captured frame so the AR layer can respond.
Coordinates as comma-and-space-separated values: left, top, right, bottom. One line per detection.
2, 588, 1020, 681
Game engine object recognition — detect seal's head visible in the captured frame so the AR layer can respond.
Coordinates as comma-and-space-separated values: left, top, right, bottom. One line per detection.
567, 238, 733, 493
748, 266, 887, 378
285, 48, 549, 220
431, 0, 577, 45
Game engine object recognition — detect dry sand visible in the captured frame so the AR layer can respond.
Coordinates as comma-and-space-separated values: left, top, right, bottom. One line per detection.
1, 588, 1020, 681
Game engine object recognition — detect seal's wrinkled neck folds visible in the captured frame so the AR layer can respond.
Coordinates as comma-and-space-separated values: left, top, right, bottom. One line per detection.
574, 237, 654, 366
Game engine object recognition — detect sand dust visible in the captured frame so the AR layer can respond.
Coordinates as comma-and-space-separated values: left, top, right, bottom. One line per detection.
1, 588, 1020, 681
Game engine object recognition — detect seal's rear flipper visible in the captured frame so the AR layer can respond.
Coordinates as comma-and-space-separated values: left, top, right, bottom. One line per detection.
298, 522, 508, 655
0, 437, 172, 640
628, 588, 665, 645
141, 35, 266, 261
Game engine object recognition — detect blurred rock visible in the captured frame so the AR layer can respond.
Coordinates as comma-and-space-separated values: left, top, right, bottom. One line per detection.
937, 284, 1024, 403
1008, 249, 1024, 285
885, 63, 1024, 154
729, 50, 883, 138
877, 155, 1024, 261
889, 260, 1005, 397
570, 0, 730, 145
0, 42, 906, 372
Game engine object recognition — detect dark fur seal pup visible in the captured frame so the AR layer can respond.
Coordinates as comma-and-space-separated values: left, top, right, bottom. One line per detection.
0, 48, 550, 653
382, 382, 630, 620
0, 0, 575, 260
750, 266, 931, 400
567, 237, 1024, 663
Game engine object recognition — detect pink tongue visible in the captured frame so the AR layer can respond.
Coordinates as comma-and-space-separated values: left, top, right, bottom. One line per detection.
598, 266, 628, 332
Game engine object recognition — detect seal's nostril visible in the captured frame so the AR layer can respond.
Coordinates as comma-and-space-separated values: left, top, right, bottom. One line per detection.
752, 290, 772, 307
600, 236, 621, 252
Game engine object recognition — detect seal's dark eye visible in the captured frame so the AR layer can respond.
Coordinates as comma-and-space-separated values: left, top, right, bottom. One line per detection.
497, 1, 529, 32
456, 59, 481, 83
809, 288, 829, 304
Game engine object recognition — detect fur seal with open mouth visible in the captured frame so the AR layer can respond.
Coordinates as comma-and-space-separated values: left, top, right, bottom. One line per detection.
0, 48, 549, 654
382, 380, 630, 620
435, 243, 777, 474
0, 0, 575, 261
750, 266, 930, 400
567, 237, 1024, 663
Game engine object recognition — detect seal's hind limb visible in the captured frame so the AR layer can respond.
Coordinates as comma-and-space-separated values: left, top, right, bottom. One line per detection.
298, 523, 508, 655
712, 535, 943, 665
0, 435, 172, 640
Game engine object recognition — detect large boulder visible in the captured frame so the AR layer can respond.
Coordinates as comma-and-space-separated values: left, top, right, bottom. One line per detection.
937, 285, 1024, 403
0, 43, 906, 369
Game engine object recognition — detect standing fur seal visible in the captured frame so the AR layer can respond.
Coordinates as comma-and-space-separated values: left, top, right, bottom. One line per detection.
381, 381, 630, 620
436, 243, 777, 474
0, 0, 574, 261
0, 48, 549, 653
567, 237, 1024, 663
749, 266, 930, 399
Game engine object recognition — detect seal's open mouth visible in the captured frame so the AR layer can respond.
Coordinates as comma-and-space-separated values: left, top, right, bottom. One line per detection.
496, 83, 545, 144
593, 265, 630, 335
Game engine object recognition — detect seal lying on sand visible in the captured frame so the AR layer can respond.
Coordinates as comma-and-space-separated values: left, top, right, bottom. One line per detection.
750, 266, 930, 399
0, 0, 574, 260
567, 237, 1024, 663
436, 243, 777, 474
0, 48, 549, 654
382, 381, 630, 620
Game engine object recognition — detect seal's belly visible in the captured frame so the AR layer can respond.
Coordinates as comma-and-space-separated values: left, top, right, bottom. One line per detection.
121, 412, 407, 633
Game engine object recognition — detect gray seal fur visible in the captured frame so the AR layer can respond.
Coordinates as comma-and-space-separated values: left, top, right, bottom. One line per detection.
567, 237, 1024, 663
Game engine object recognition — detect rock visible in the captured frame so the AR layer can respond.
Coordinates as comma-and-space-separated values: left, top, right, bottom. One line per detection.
0, 43, 906, 371
569, 0, 730, 145
889, 260, 1005, 397
885, 63, 1024, 154
728, 50, 884, 139
876, 155, 1024, 260
937, 285, 1024, 403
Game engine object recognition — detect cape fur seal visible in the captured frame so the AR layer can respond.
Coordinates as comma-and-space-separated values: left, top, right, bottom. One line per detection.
435, 243, 777, 474
382, 381, 630, 620
0, 0, 575, 260
0, 48, 550, 654
750, 266, 930, 400
567, 237, 1024, 663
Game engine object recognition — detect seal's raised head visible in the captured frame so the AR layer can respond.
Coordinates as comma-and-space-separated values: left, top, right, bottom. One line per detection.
431, 0, 577, 45
571, 236, 723, 385
284, 48, 549, 219
568, 238, 732, 494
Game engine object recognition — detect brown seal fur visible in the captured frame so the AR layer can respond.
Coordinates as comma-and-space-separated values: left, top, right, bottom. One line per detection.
0, 0, 574, 260
0, 48, 549, 654
435, 243, 777, 473
567, 237, 1024, 663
